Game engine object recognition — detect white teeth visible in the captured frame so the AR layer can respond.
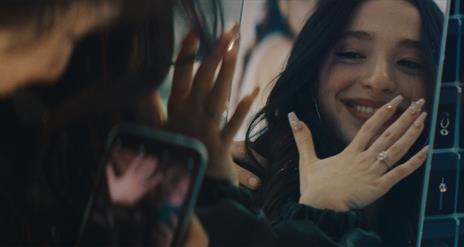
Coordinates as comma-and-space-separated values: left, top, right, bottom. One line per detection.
355, 105, 377, 114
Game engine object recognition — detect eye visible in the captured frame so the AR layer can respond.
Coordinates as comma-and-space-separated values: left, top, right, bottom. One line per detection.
335, 51, 366, 60
397, 59, 425, 71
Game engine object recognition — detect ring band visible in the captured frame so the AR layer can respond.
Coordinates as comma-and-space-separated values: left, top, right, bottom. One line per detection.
206, 108, 226, 122
376, 151, 391, 170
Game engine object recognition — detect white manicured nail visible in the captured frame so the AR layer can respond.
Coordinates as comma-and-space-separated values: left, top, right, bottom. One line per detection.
288, 112, 302, 130
414, 112, 427, 127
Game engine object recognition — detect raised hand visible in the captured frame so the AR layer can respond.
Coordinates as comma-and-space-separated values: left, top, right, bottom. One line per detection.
167, 26, 258, 185
106, 153, 162, 206
289, 95, 429, 211
232, 141, 263, 190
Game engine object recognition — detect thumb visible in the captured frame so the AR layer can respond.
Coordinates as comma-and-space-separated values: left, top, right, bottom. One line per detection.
288, 112, 318, 164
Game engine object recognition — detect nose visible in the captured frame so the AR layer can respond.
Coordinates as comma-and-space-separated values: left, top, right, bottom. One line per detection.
361, 57, 397, 94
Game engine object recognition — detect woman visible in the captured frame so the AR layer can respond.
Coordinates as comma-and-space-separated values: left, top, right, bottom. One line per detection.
240, 0, 443, 245
0, 1, 118, 243
0, 0, 245, 245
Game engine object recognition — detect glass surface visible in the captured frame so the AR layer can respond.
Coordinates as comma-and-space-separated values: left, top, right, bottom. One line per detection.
434, 87, 460, 148
418, 1, 463, 246
426, 153, 459, 215
422, 219, 458, 247
442, 17, 460, 83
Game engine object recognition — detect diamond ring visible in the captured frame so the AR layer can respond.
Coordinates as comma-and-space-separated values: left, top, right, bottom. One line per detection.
376, 151, 391, 170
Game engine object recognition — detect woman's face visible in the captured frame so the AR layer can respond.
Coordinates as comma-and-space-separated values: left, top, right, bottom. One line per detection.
0, 2, 118, 97
318, 0, 427, 144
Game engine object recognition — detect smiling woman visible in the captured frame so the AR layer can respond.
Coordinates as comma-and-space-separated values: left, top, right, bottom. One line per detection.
239, 0, 444, 245
318, 0, 428, 144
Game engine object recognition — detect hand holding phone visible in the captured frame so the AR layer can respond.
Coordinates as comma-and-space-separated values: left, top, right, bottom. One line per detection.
106, 150, 163, 206
78, 125, 207, 247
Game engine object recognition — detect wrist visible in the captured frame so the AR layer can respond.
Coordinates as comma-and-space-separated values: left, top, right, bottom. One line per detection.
298, 193, 350, 212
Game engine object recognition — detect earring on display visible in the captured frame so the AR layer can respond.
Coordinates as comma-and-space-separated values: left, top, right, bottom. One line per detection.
440, 112, 450, 136
438, 177, 448, 211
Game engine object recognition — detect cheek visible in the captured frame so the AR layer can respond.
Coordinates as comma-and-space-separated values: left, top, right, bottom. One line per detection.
318, 62, 354, 103
398, 78, 427, 102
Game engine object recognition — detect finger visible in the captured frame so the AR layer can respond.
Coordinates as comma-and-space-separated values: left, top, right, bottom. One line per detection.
106, 163, 117, 184
236, 164, 261, 190
288, 112, 318, 164
380, 145, 428, 189
151, 91, 167, 126
368, 99, 426, 154
127, 151, 144, 173
135, 157, 158, 178
169, 31, 198, 112
184, 215, 209, 247
232, 141, 247, 162
221, 87, 259, 142
232, 141, 269, 168
207, 35, 239, 115
349, 95, 404, 151
374, 112, 427, 173
145, 172, 163, 190
190, 24, 239, 103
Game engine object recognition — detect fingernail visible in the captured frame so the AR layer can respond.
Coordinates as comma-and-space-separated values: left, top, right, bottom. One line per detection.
415, 99, 426, 108
387, 95, 403, 109
248, 176, 259, 188
409, 98, 425, 115
227, 23, 240, 51
421, 145, 430, 158
230, 23, 240, 36
288, 112, 301, 130
227, 33, 240, 52
414, 112, 427, 127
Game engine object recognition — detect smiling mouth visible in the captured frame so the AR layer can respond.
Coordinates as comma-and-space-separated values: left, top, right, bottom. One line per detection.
342, 98, 404, 123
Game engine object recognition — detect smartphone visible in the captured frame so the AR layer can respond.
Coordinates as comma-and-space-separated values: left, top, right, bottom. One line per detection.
77, 124, 207, 247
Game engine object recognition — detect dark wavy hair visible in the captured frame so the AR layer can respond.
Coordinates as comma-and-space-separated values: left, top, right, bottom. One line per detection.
245, 0, 443, 245
0, 0, 224, 244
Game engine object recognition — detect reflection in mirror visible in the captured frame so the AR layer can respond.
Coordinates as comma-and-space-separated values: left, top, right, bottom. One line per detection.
228, 0, 458, 246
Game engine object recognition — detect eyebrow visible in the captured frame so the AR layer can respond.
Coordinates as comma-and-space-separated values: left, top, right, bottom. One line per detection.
398, 39, 425, 51
339, 31, 373, 41
340, 30, 425, 51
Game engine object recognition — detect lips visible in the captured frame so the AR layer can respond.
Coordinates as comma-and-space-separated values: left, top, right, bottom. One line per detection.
341, 98, 404, 123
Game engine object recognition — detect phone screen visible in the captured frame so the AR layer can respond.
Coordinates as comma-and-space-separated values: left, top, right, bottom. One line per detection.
78, 125, 206, 247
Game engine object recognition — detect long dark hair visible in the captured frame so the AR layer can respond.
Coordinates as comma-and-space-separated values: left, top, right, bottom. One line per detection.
0, 0, 224, 244
245, 0, 443, 244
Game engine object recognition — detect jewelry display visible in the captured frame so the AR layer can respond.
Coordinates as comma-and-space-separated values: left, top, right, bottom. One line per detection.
438, 177, 448, 211
439, 177, 448, 193
440, 112, 450, 136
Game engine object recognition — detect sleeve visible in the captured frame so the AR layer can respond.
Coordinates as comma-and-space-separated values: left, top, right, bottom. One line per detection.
273, 201, 382, 247
196, 178, 382, 247
196, 177, 277, 247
